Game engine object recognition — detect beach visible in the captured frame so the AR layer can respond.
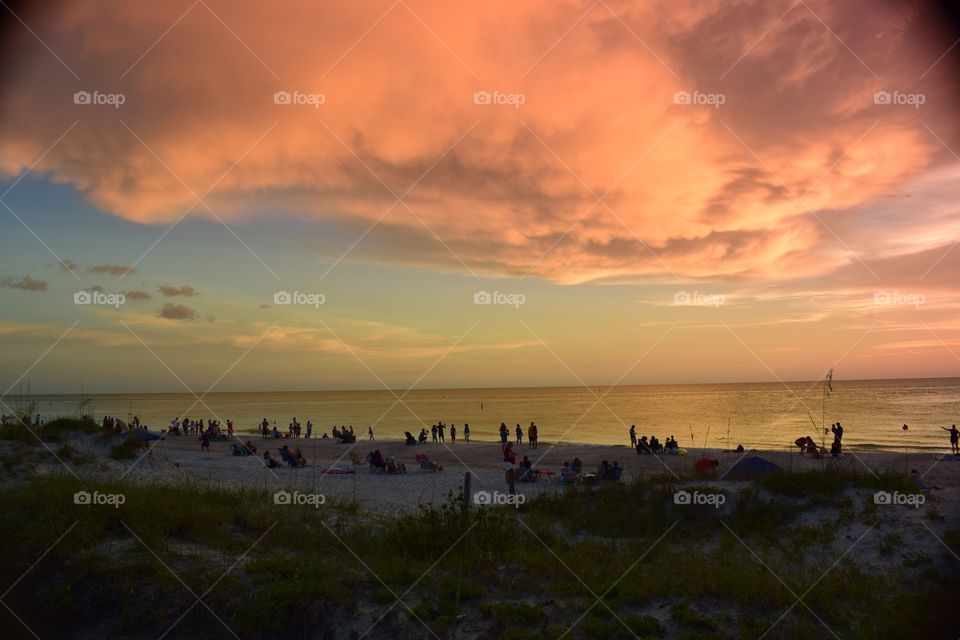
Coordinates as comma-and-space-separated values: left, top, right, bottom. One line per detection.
9, 429, 959, 514
2, 422, 959, 639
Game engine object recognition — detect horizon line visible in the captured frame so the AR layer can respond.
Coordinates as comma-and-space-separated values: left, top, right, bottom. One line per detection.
7, 374, 959, 398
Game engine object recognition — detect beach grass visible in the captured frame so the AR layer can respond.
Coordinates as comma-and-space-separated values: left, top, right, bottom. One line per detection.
0, 466, 956, 639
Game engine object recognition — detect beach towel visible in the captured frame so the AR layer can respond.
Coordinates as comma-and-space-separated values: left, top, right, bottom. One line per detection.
317, 465, 355, 474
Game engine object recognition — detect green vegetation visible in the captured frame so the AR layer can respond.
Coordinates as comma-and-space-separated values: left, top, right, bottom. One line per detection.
0, 468, 955, 639
0, 417, 100, 443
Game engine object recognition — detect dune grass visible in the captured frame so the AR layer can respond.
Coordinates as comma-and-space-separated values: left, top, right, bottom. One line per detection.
0, 466, 955, 639
0, 417, 101, 443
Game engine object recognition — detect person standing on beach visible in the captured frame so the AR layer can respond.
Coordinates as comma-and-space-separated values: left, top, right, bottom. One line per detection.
831, 422, 844, 443
200, 430, 210, 452
438, 423, 446, 443
516, 424, 523, 446
463, 423, 470, 443
450, 425, 456, 442
942, 424, 959, 454
499, 423, 509, 447
529, 422, 538, 448
432, 425, 438, 442
629, 425, 637, 448
306, 421, 313, 439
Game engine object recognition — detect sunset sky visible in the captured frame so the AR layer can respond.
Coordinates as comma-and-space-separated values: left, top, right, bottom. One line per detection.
1, 0, 959, 393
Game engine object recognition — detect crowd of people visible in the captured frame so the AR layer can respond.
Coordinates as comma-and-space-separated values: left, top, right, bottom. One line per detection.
67, 412, 960, 490
556, 457, 624, 483
629, 425, 682, 455
166, 417, 232, 438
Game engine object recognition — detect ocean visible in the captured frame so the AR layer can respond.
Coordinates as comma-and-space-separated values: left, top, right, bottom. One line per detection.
12, 378, 960, 452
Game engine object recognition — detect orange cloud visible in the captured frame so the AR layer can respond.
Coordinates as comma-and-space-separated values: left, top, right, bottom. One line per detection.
0, 0, 957, 285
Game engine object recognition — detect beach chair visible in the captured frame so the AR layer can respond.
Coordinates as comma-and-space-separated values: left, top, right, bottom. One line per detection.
559, 467, 578, 486
416, 453, 442, 471
367, 451, 385, 472
384, 457, 406, 474
279, 448, 302, 467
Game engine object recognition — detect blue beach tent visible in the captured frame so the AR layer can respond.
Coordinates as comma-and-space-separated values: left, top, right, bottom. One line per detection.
724, 456, 782, 481
132, 429, 165, 442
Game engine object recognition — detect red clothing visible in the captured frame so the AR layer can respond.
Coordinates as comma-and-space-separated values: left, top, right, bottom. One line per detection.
694, 457, 715, 473
503, 446, 516, 465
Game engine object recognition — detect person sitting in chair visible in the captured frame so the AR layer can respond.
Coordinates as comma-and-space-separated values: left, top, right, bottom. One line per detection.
263, 451, 281, 468
293, 447, 307, 466
367, 449, 385, 471
384, 455, 406, 474
610, 461, 624, 481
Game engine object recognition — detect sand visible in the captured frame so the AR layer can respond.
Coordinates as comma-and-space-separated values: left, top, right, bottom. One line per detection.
80, 433, 960, 515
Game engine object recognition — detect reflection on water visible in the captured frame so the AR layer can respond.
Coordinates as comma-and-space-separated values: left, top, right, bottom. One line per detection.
17, 378, 960, 452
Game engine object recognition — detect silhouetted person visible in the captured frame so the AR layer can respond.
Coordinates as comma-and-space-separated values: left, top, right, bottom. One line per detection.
942, 424, 959, 454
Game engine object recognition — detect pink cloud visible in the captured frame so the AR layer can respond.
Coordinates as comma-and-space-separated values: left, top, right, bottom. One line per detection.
0, 0, 957, 284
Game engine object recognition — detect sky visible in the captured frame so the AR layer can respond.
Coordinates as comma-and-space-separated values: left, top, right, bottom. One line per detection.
0, 0, 959, 394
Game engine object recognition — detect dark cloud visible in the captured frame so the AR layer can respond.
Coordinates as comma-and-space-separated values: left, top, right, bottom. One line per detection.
59, 259, 78, 272
123, 290, 151, 300
159, 284, 199, 297
158, 303, 198, 320
1, 275, 47, 291
87, 264, 135, 276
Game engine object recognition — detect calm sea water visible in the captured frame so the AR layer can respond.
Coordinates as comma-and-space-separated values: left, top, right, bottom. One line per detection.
14, 378, 960, 452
